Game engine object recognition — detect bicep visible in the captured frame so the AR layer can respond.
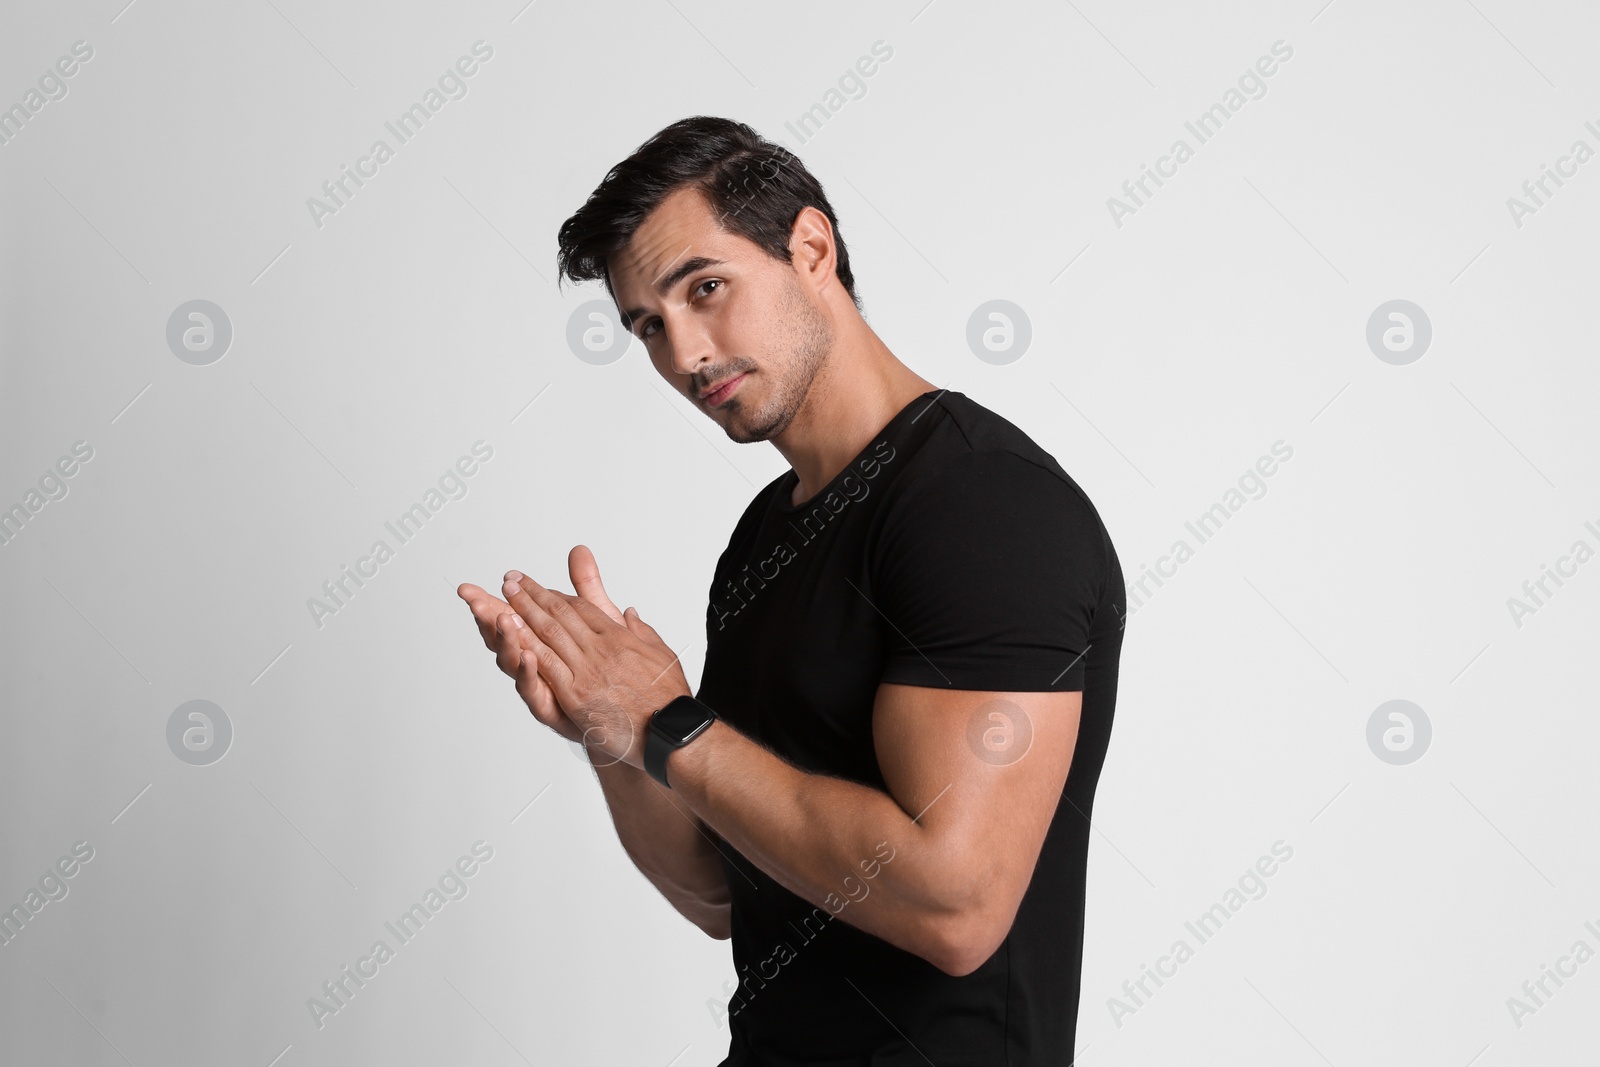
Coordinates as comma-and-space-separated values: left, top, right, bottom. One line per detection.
864, 450, 1104, 961
872, 682, 1082, 941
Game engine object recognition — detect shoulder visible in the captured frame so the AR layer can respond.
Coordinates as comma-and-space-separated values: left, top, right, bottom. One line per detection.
886, 391, 1106, 536
865, 396, 1119, 686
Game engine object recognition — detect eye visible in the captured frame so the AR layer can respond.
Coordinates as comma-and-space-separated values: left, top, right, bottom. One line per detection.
694, 278, 723, 299
639, 318, 661, 340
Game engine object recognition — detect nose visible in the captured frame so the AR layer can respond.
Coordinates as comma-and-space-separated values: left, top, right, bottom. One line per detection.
668, 313, 716, 380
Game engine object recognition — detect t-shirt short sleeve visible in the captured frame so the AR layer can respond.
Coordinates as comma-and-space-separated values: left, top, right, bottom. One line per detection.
870, 448, 1106, 692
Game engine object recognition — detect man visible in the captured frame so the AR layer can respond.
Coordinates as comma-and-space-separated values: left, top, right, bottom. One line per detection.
457, 116, 1126, 1066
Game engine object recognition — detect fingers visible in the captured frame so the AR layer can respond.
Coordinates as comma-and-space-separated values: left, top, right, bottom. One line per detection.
510, 575, 606, 644
462, 581, 582, 744
495, 612, 529, 678
622, 605, 660, 642
507, 571, 605, 639
513, 647, 582, 743
459, 583, 507, 618
568, 544, 626, 625
460, 586, 503, 647
556, 587, 625, 633
501, 575, 582, 683
624, 607, 678, 664
510, 644, 582, 743
459, 585, 514, 651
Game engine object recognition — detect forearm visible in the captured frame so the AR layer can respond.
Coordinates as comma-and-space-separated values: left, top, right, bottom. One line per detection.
666, 719, 973, 971
588, 750, 732, 937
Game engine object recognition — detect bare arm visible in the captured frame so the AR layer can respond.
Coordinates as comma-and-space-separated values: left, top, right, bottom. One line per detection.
586, 750, 732, 938
668, 684, 1082, 976
481, 551, 1081, 972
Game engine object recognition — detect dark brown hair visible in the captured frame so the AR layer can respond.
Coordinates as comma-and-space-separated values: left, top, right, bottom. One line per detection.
556, 116, 860, 309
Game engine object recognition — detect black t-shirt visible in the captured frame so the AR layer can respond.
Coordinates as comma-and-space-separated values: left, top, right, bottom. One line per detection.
700, 388, 1126, 1067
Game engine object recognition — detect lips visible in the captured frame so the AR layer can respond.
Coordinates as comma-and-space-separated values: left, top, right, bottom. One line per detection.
701, 373, 746, 406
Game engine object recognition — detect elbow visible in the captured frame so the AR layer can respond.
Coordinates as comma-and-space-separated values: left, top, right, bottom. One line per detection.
694, 900, 733, 941
896, 839, 1021, 976
700, 915, 732, 941
933, 915, 1008, 977
928, 866, 1015, 977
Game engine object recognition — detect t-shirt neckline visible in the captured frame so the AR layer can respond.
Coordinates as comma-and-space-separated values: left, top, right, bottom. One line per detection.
774, 388, 948, 514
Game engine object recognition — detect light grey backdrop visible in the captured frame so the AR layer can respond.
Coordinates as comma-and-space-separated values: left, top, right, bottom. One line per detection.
2, 0, 1596, 1064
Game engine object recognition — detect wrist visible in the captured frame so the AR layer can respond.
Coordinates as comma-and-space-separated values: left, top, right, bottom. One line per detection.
659, 717, 724, 802
586, 739, 636, 775
643, 694, 717, 788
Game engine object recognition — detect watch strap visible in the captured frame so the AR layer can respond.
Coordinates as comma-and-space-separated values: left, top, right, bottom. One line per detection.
645, 695, 717, 789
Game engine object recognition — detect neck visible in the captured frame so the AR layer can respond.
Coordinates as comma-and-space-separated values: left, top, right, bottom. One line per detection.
772, 320, 937, 507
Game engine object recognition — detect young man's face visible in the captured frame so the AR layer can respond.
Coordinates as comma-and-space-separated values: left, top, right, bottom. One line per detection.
608, 185, 834, 443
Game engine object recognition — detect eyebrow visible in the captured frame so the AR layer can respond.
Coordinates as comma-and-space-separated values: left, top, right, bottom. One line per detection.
620, 256, 725, 331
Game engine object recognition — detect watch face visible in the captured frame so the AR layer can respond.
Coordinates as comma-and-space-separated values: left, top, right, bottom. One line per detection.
655, 697, 714, 742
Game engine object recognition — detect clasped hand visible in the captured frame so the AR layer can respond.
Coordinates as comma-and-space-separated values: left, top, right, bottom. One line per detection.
457, 545, 691, 769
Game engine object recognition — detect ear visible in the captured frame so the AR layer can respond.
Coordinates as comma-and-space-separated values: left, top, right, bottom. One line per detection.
788, 205, 839, 298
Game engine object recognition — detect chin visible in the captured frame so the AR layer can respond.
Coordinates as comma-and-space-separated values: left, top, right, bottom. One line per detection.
721, 411, 772, 444
732, 401, 797, 445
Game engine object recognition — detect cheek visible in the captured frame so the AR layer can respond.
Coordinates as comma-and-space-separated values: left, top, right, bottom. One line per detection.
696, 304, 745, 363
735, 292, 787, 356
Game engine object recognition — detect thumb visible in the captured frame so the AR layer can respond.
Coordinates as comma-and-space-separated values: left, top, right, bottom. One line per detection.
623, 605, 659, 641
568, 543, 625, 625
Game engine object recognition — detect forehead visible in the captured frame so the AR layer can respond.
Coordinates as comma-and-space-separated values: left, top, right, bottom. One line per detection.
608, 185, 742, 302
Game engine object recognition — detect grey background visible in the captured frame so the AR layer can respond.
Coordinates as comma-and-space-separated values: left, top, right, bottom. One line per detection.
2, 0, 1596, 1063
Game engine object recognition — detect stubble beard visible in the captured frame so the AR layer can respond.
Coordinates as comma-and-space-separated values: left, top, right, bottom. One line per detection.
718, 281, 834, 444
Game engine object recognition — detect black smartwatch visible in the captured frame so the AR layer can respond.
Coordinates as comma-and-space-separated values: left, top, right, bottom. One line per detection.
645, 695, 717, 789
